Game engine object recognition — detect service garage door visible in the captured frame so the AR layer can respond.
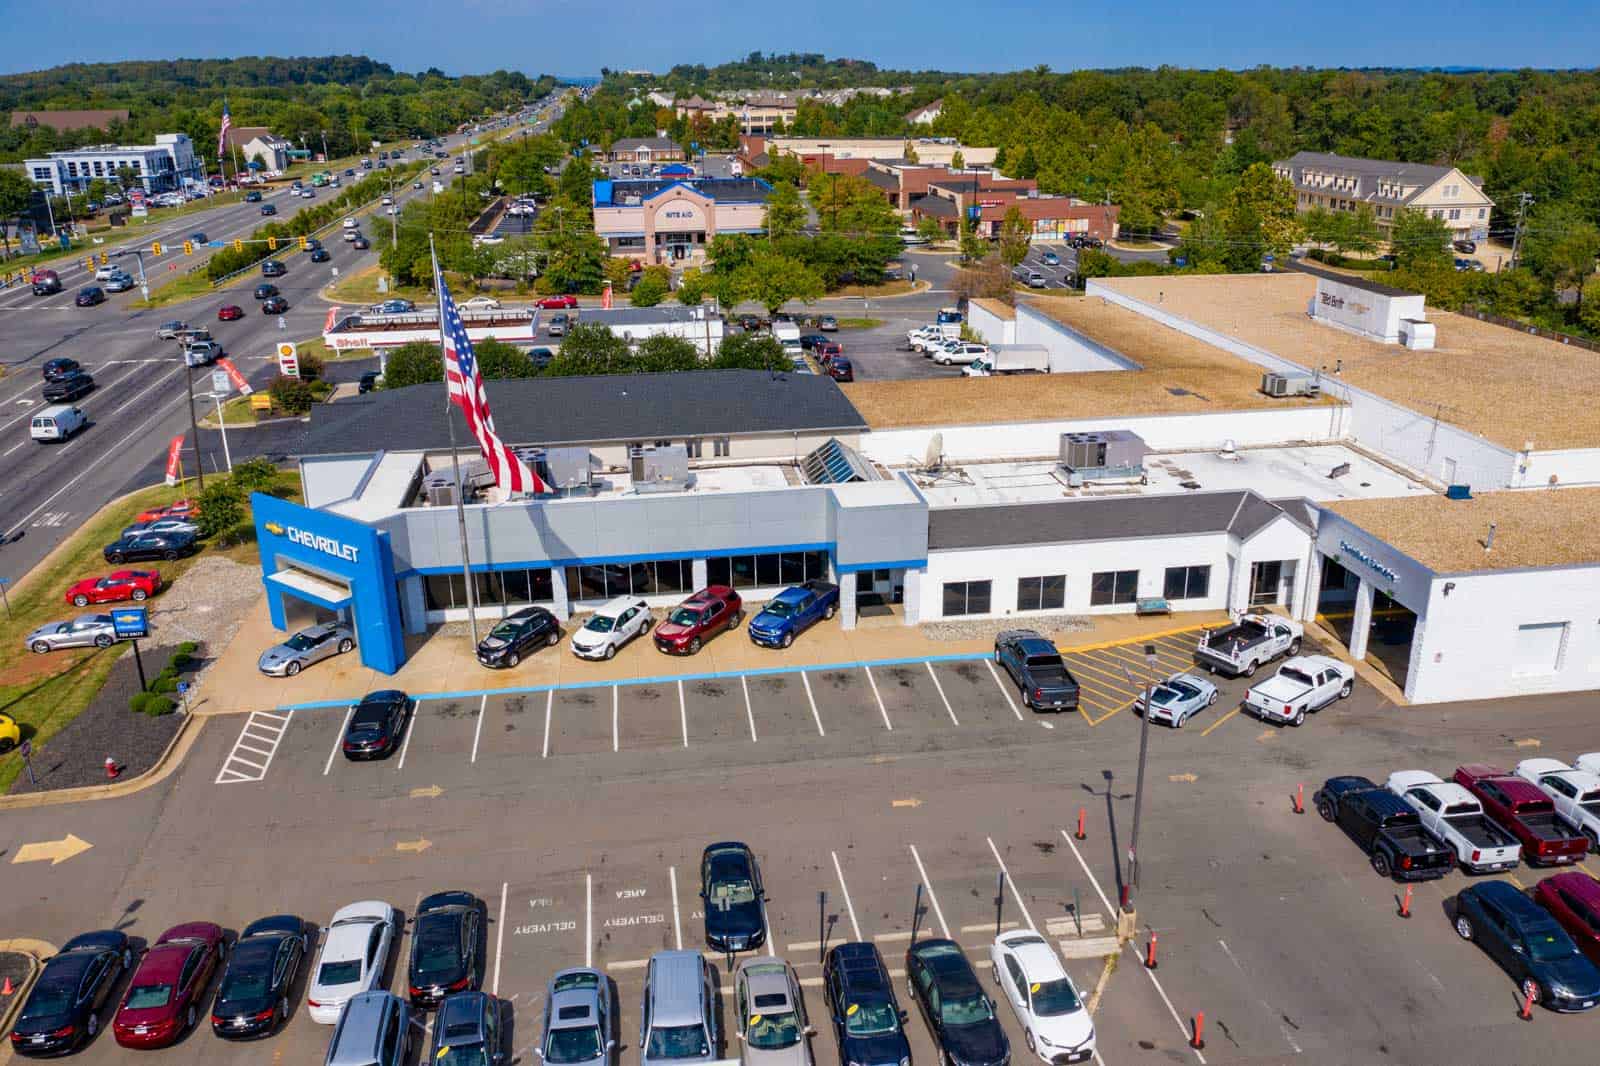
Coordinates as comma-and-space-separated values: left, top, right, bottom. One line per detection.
1513, 621, 1568, 676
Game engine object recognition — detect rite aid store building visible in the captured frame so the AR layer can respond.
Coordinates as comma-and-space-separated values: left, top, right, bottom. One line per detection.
592, 177, 771, 264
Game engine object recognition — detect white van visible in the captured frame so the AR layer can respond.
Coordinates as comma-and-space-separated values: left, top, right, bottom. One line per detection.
30, 405, 87, 442
771, 320, 802, 356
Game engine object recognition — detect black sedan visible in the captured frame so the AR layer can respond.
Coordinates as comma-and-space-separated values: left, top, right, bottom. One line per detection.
260, 260, 286, 278
342, 689, 412, 760
253, 283, 279, 300
75, 287, 106, 307
700, 841, 766, 953
309, 248, 331, 263
1455, 880, 1600, 1011
262, 296, 290, 315
905, 939, 1009, 1066
475, 606, 560, 668
352, 235, 370, 250
103, 531, 197, 564
211, 916, 308, 1039
260, 204, 277, 215
10, 930, 132, 1056
407, 891, 485, 1008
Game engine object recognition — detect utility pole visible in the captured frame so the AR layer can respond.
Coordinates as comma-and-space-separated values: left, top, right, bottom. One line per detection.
176, 340, 205, 492
1508, 191, 1534, 271
1124, 644, 1159, 910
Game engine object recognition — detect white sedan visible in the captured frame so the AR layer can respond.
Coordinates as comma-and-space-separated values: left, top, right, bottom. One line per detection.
459, 295, 502, 311
989, 930, 1095, 1064
570, 596, 652, 660
306, 900, 395, 1024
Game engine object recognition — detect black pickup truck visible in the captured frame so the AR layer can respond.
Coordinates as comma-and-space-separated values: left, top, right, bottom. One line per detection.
994, 630, 1080, 713
1315, 776, 1454, 882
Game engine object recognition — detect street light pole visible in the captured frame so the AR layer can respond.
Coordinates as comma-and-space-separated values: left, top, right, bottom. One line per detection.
175, 341, 205, 492
207, 392, 233, 472
1126, 642, 1158, 909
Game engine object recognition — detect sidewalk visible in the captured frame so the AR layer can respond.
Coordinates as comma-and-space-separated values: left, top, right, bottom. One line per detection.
196, 596, 1230, 715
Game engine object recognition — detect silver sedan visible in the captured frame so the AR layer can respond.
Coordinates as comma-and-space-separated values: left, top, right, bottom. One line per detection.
257, 622, 355, 676
1132, 672, 1219, 728
735, 958, 814, 1066
27, 614, 118, 653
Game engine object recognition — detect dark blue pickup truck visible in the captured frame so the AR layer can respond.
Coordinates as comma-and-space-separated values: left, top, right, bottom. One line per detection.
747, 580, 840, 648
994, 629, 1080, 712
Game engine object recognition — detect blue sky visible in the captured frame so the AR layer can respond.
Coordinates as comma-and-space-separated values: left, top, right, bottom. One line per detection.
4, 0, 1596, 77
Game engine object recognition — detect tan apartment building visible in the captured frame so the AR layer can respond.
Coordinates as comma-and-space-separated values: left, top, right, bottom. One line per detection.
1272, 151, 1495, 240
754, 136, 996, 168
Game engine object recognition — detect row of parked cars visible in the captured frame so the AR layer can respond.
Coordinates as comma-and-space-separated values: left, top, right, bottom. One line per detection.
1317, 758, 1600, 1012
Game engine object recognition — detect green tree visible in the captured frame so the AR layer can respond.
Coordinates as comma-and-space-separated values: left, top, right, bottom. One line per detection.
1580, 277, 1600, 335
676, 267, 708, 305
1221, 162, 1299, 264
951, 150, 965, 171
916, 215, 945, 242
380, 340, 444, 389
1389, 207, 1453, 272
634, 333, 700, 371
903, 141, 919, 164
1521, 204, 1600, 309
0, 168, 34, 256
473, 337, 537, 378
536, 225, 607, 295
630, 267, 670, 306
1328, 205, 1381, 258
195, 481, 245, 539
547, 321, 631, 374
712, 331, 790, 370
763, 179, 805, 238
229, 457, 279, 494
1013, 146, 1039, 180
729, 250, 824, 314
998, 205, 1031, 267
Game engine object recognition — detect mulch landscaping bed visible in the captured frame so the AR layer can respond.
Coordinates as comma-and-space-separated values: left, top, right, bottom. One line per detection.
7, 644, 198, 794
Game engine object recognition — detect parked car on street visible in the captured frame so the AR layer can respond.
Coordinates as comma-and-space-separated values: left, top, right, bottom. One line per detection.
1242, 655, 1355, 726
904, 940, 1009, 1066
570, 597, 651, 660
994, 629, 1079, 712
655, 587, 743, 655
1132, 672, 1219, 728
800, 334, 827, 351
701, 842, 767, 953
65, 569, 159, 607
476, 606, 561, 667
1314, 775, 1454, 881
1385, 770, 1523, 873
747, 581, 839, 649
818, 315, 838, 331
307, 901, 397, 1024
112, 922, 226, 1048
407, 891, 484, 1009
547, 312, 569, 336
103, 531, 196, 563
1514, 758, 1600, 850
1454, 880, 1600, 1012
210, 915, 308, 1039
539, 968, 613, 1066
1534, 871, 1600, 968
1454, 764, 1590, 867
1195, 615, 1302, 676
257, 621, 356, 676
825, 355, 854, 381
8, 930, 131, 1056
341, 691, 413, 760
988, 930, 1094, 1064
734, 958, 813, 1066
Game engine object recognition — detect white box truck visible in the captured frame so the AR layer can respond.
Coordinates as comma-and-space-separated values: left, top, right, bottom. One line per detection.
961, 345, 1050, 377
772, 321, 802, 356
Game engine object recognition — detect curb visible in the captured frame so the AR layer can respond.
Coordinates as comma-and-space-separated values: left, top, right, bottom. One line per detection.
0, 939, 50, 1041
2, 480, 191, 601
0, 713, 206, 811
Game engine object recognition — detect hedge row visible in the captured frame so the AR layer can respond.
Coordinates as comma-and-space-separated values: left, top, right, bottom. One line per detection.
128, 641, 201, 716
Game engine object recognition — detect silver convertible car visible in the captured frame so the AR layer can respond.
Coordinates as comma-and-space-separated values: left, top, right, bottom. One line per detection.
26, 614, 118, 653
1131, 672, 1219, 728
257, 622, 355, 677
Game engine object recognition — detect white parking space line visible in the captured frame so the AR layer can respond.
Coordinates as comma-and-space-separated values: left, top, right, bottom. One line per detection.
585, 873, 594, 968
864, 666, 893, 731
764, 910, 776, 957
907, 844, 951, 938
612, 686, 619, 753
1057, 829, 1116, 920
800, 671, 826, 736
669, 865, 684, 950
985, 659, 1025, 721
542, 689, 552, 758
925, 662, 960, 726
396, 702, 418, 768
1, 441, 25, 458
831, 851, 862, 940
986, 837, 1037, 932
492, 881, 507, 995
323, 705, 355, 775
678, 680, 688, 747
742, 675, 758, 742
470, 694, 487, 763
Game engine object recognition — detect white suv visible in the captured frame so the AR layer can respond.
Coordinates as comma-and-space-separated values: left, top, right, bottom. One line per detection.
570, 596, 652, 661
931, 340, 989, 366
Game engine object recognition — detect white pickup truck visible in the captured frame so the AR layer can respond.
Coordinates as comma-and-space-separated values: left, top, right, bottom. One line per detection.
1241, 654, 1354, 726
1195, 616, 1302, 677
1385, 770, 1523, 872
1515, 758, 1600, 849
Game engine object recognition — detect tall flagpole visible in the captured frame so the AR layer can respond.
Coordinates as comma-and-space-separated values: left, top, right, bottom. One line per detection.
432, 234, 480, 645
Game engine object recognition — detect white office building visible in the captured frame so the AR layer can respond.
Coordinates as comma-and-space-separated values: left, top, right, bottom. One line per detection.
23, 133, 203, 195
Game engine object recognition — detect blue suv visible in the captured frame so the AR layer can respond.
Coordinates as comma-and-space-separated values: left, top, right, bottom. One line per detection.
747, 581, 839, 649
823, 943, 911, 1066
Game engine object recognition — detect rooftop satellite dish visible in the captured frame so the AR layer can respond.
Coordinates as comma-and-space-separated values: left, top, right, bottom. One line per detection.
923, 432, 944, 472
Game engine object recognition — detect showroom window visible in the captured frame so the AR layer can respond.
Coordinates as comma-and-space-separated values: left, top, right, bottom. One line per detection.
1017, 574, 1066, 612
942, 580, 992, 616
707, 551, 827, 590
1163, 565, 1211, 601
425, 568, 553, 611
564, 558, 696, 601
1090, 570, 1139, 606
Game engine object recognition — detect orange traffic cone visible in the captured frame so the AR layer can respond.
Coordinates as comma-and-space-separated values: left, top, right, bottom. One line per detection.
2, 975, 14, 995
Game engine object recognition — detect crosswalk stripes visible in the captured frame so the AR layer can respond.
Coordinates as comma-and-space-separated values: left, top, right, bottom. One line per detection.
215, 709, 292, 783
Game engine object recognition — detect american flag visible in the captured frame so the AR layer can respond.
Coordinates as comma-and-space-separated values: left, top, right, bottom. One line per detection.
217, 102, 232, 161
438, 275, 549, 495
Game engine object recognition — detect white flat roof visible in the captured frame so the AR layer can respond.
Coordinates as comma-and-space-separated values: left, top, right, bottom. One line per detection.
327, 452, 426, 521
906, 444, 1432, 509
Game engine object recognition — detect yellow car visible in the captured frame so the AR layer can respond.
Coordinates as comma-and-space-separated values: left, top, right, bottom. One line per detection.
0, 712, 19, 754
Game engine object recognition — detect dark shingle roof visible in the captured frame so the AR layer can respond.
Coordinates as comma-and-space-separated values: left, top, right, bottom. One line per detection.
296, 370, 868, 456
927, 490, 1292, 551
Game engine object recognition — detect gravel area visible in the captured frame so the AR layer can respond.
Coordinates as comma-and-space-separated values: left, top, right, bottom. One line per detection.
8, 643, 190, 794
146, 556, 261, 692
919, 614, 1094, 642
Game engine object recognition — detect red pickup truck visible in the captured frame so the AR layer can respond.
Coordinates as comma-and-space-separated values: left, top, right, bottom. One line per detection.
1453, 764, 1589, 867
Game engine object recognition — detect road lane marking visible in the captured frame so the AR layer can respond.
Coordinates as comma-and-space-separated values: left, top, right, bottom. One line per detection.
801, 671, 825, 736
669, 865, 684, 951
542, 690, 552, 758
986, 836, 1037, 931
678, 680, 688, 747
831, 851, 862, 940
907, 844, 951, 938
323, 705, 355, 775
492, 881, 507, 995
1, 441, 24, 458
864, 666, 893, 731
612, 685, 619, 753
742, 674, 758, 742
984, 659, 1024, 721
1200, 707, 1241, 737
396, 701, 418, 768
470, 693, 486, 763
585, 873, 593, 968
925, 662, 960, 725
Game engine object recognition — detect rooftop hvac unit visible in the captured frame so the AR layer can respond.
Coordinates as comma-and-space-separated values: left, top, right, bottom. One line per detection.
1058, 430, 1148, 485
1260, 372, 1321, 398
512, 446, 598, 493
422, 461, 493, 506
630, 444, 692, 494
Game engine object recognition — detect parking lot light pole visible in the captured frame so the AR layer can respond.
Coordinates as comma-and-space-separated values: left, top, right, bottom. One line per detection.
1126, 643, 1159, 908
205, 391, 233, 472
174, 340, 205, 492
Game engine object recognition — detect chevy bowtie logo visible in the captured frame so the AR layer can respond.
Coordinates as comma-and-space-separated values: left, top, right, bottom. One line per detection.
264, 521, 285, 536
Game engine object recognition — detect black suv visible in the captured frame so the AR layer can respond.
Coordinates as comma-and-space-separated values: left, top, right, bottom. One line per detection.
823, 943, 911, 1066
475, 606, 560, 668
254, 283, 280, 300
42, 357, 81, 381
43, 370, 95, 403
905, 940, 1009, 1066
260, 259, 286, 277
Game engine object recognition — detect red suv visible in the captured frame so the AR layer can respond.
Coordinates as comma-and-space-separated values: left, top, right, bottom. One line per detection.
814, 340, 842, 365
653, 586, 743, 655
537, 295, 578, 309
1535, 871, 1600, 966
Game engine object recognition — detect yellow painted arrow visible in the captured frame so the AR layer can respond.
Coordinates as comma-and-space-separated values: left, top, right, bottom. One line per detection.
409, 784, 444, 799
1168, 773, 1198, 783
1256, 729, 1278, 743
12, 833, 93, 866
1513, 738, 1541, 749
892, 798, 923, 809
394, 838, 433, 854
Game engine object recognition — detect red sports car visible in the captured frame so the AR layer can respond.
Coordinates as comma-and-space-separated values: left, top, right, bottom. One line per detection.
216, 304, 245, 321
653, 586, 743, 655
537, 295, 578, 309
65, 570, 160, 607
135, 500, 197, 524
113, 923, 226, 1048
